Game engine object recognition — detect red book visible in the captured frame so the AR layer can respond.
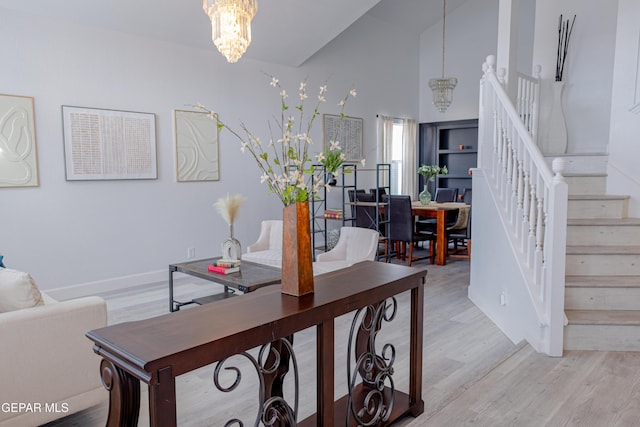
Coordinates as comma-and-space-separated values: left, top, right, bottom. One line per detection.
207, 265, 240, 274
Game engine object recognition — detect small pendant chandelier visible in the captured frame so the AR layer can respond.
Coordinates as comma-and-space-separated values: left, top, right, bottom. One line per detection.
429, 0, 457, 113
202, 0, 258, 63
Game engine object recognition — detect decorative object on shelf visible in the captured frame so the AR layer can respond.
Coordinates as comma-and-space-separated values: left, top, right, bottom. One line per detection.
281, 202, 314, 296
417, 164, 448, 205
202, 0, 258, 63
199, 75, 359, 296
214, 193, 245, 260
545, 14, 576, 155
327, 229, 340, 250
429, 0, 457, 113
318, 143, 359, 186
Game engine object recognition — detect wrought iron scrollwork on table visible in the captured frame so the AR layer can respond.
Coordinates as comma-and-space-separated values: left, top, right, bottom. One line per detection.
346, 297, 398, 426
213, 336, 298, 427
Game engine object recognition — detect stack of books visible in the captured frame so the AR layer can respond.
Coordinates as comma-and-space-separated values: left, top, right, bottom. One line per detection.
207, 259, 241, 274
323, 209, 343, 219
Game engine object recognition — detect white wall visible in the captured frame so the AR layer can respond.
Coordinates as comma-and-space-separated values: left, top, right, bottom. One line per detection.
419, 0, 499, 123
607, 0, 640, 217
531, 0, 618, 154
468, 170, 544, 351
0, 8, 418, 290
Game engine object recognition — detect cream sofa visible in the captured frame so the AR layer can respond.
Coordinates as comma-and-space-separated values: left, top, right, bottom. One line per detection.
0, 290, 108, 426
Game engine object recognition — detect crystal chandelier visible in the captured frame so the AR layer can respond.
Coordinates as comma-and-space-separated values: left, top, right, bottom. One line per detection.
429, 0, 457, 113
202, 0, 258, 63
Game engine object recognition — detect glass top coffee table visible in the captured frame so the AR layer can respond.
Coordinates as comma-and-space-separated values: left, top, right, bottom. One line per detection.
169, 257, 281, 312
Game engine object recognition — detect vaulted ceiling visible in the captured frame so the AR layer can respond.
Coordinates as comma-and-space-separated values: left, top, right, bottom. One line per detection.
0, 0, 470, 66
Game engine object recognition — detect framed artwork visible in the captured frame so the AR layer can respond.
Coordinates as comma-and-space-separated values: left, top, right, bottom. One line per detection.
61, 106, 157, 180
0, 94, 39, 187
322, 114, 363, 161
174, 109, 219, 182
631, 28, 640, 114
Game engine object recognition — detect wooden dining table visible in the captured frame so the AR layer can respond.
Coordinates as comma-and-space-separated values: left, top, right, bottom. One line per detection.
411, 201, 470, 266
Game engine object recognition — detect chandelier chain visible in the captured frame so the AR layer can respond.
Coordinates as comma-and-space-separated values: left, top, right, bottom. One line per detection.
441, 0, 446, 78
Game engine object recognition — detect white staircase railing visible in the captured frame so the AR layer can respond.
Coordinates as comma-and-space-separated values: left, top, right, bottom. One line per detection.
478, 55, 568, 356
516, 66, 541, 144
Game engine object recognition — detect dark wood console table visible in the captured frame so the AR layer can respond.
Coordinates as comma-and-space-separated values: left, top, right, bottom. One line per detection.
87, 261, 426, 426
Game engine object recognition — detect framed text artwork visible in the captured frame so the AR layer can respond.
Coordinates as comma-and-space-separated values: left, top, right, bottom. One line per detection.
174, 110, 219, 182
61, 106, 157, 180
322, 114, 363, 161
0, 94, 39, 188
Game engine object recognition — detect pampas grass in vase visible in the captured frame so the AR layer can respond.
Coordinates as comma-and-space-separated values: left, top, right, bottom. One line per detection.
214, 193, 245, 261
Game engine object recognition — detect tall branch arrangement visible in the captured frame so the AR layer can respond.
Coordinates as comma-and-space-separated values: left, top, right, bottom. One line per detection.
198, 74, 358, 206
555, 14, 576, 82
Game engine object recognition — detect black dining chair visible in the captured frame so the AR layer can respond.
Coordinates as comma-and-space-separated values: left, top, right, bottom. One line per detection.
353, 192, 378, 230
382, 195, 435, 266
461, 188, 472, 204
369, 187, 387, 202
434, 187, 458, 202
352, 192, 388, 259
416, 188, 459, 235
348, 189, 367, 224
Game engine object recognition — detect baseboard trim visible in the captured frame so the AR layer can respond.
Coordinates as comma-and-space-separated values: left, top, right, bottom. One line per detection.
46, 269, 168, 301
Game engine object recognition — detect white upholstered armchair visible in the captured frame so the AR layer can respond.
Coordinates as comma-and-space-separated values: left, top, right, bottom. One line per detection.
314, 227, 380, 275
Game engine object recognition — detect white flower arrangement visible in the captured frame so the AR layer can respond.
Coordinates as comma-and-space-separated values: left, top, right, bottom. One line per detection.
198, 75, 359, 206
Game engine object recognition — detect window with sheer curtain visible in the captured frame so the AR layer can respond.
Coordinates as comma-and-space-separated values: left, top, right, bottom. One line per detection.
377, 115, 417, 198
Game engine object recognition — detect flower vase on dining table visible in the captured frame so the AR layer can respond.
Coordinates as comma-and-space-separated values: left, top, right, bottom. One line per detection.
281, 201, 314, 296
419, 184, 432, 205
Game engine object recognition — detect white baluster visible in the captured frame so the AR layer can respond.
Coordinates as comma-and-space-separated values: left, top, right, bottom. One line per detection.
528, 172, 538, 268
521, 153, 531, 252
531, 65, 542, 144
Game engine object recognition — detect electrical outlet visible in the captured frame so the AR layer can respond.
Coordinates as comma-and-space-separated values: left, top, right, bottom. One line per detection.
500, 291, 507, 306
187, 247, 195, 259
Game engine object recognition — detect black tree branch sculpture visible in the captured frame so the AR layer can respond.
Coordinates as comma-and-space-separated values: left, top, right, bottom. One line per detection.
556, 14, 576, 82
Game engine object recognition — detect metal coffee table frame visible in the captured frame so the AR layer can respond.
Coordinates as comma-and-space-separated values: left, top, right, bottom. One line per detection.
169, 257, 281, 312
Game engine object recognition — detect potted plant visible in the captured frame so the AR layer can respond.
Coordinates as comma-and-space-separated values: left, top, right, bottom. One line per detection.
417, 164, 448, 205
317, 142, 348, 186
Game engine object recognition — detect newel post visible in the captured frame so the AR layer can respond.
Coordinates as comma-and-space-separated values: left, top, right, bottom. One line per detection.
545, 157, 568, 356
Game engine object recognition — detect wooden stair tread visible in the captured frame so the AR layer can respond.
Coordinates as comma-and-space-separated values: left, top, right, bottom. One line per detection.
567, 218, 640, 226
568, 194, 630, 201
566, 245, 640, 255
566, 310, 640, 326
564, 172, 607, 177
566, 275, 640, 288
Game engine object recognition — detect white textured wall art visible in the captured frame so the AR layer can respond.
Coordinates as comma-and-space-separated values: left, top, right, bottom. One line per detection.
174, 110, 219, 182
0, 94, 39, 187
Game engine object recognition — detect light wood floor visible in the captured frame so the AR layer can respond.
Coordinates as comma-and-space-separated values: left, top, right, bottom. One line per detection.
44, 257, 640, 426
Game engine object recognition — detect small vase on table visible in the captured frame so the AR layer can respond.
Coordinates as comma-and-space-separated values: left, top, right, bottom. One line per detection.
419, 184, 432, 205
222, 224, 242, 260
